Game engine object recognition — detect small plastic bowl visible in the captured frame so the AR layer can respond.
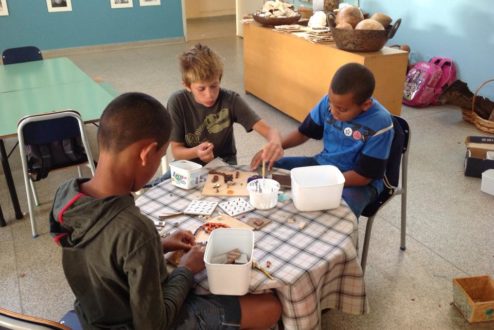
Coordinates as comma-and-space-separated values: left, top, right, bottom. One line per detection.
247, 179, 280, 210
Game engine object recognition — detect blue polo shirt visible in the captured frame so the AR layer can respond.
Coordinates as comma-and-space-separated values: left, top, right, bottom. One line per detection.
299, 95, 394, 193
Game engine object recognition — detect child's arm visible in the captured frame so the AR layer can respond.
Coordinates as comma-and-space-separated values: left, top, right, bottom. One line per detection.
342, 170, 372, 186
171, 141, 214, 163
251, 119, 284, 168
250, 128, 310, 169
281, 130, 310, 149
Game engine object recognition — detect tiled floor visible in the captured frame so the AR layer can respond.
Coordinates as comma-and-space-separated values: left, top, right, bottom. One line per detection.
1, 16, 493, 329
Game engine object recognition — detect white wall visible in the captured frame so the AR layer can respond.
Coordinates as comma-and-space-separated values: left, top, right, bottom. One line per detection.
361, 0, 494, 98
185, 0, 235, 19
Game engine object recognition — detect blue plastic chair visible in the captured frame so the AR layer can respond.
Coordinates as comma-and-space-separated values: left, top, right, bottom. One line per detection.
2, 46, 43, 65
360, 116, 411, 274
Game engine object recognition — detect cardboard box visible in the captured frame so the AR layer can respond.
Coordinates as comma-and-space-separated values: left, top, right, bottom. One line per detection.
464, 136, 494, 178
453, 275, 494, 323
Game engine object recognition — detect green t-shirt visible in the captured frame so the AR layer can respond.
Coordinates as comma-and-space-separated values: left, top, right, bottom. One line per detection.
167, 88, 261, 165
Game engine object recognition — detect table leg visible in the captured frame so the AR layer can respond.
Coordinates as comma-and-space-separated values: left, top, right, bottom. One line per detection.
0, 139, 23, 220
0, 204, 6, 227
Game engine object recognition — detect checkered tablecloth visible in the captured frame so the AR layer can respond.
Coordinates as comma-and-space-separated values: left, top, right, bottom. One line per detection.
135, 169, 368, 330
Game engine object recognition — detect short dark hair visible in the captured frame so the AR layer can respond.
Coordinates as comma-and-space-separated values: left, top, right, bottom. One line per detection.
98, 92, 171, 152
330, 63, 375, 105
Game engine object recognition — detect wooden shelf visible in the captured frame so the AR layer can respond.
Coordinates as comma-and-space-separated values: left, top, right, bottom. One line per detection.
243, 23, 408, 121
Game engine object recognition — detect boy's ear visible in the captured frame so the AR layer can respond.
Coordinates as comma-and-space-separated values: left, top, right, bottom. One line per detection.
361, 98, 373, 112
182, 81, 191, 92
139, 141, 158, 166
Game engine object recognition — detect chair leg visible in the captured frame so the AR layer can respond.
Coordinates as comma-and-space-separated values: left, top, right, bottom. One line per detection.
77, 165, 83, 178
29, 178, 40, 206
19, 142, 38, 237
23, 174, 37, 237
400, 191, 407, 251
361, 215, 376, 274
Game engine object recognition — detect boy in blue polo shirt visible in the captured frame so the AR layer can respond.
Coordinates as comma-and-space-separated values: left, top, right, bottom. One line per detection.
264, 63, 394, 217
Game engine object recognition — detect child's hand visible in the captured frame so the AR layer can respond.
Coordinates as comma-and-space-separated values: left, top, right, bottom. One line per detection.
162, 230, 195, 253
250, 150, 263, 170
250, 142, 284, 170
196, 142, 214, 163
179, 245, 205, 274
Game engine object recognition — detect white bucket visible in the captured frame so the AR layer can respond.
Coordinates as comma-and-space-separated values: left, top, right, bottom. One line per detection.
247, 178, 280, 210
204, 228, 254, 295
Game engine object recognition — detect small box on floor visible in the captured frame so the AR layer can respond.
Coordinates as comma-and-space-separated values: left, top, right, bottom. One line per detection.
452, 275, 494, 323
481, 169, 494, 196
464, 136, 494, 178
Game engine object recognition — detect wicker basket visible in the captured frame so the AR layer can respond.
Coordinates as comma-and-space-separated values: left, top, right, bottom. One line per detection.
252, 13, 302, 27
461, 79, 494, 134
328, 16, 401, 52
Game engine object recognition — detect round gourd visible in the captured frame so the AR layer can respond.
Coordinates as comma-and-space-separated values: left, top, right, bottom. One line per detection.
336, 22, 353, 30
335, 6, 364, 28
355, 19, 385, 30
370, 12, 392, 27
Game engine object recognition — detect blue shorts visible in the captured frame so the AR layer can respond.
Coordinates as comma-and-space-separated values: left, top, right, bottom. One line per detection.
171, 294, 241, 330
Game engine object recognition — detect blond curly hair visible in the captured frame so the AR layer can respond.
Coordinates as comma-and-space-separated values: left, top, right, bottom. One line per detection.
179, 43, 224, 86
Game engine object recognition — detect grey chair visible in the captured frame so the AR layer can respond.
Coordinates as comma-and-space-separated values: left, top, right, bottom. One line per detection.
0, 307, 70, 330
17, 110, 95, 237
360, 116, 411, 274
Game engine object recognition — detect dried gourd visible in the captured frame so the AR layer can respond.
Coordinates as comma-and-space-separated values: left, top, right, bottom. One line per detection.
355, 19, 385, 31
335, 6, 364, 28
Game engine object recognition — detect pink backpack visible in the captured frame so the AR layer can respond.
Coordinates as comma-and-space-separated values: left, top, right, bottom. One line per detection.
403, 57, 456, 107
429, 56, 457, 97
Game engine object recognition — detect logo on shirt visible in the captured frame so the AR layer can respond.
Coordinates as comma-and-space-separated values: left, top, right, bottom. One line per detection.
343, 127, 353, 137
185, 108, 231, 145
352, 130, 362, 140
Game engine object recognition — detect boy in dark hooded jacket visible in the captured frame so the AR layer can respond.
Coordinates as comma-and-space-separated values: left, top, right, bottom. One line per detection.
50, 92, 281, 329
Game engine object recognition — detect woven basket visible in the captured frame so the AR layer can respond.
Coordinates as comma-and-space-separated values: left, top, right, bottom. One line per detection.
328, 16, 401, 52
252, 13, 301, 26
462, 79, 494, 134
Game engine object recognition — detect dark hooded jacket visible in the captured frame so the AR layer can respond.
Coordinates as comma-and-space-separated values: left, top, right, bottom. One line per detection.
50, 178, 194, 329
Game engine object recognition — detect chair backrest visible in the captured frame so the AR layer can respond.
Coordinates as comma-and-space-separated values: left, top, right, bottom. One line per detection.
2, 46, 43, 65
0, 307, 70, 330
362, 116, 410, 217
383, 116, 410, 189
17, 110, 96, 181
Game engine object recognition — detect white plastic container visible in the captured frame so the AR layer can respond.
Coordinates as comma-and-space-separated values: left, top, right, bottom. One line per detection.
481, 169, 494, 196
169, 160, 207, 190
204, 228, 254, 295
291, 165, 345, 211
247, 178, 280, 210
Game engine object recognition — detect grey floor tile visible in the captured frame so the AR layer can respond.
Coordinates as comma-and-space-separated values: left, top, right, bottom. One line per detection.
0, 241, 21, 312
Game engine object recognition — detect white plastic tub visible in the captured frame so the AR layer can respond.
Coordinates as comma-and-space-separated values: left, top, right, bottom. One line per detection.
204, 228, 254, 295
291, 165, 345, 211
169, 160, 207, 190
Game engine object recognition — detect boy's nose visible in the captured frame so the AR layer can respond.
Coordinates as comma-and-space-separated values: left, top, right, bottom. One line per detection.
205, 89, 215, 99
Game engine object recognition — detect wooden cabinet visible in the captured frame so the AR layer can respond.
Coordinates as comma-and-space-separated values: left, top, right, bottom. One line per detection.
243, 23, 408, 121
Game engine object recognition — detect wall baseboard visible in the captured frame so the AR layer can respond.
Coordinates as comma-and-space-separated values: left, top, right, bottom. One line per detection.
42, 37, 185, 58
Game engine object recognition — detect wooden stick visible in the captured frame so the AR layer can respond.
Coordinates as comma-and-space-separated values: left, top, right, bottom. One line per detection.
261, 160, 266, 179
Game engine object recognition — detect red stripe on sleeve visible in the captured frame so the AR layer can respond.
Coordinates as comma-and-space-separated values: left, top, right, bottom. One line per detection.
57, 192, 84, 224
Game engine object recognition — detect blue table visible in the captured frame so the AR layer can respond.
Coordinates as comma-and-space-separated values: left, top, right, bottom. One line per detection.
0, 58, 114, 226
